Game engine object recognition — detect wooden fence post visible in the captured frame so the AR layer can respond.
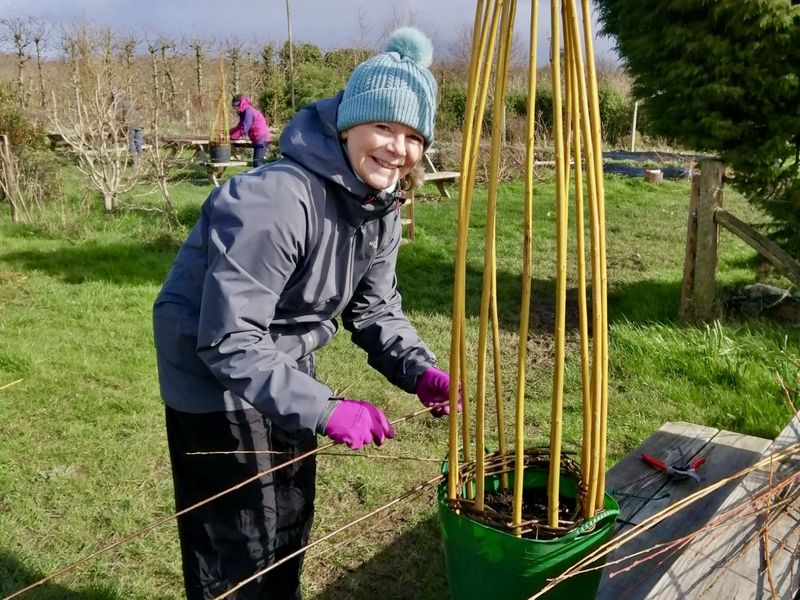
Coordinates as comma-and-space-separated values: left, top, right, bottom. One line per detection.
679, 173, 700, 321
681, 159, 724, 322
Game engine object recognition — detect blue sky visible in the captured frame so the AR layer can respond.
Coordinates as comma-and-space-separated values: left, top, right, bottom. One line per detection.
0, 0, 618, 64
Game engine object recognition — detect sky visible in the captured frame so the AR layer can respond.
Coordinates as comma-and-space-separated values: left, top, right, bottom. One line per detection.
0, 0, 619, 65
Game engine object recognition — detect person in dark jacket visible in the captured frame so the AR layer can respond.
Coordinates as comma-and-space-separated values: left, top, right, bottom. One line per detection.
229, 94, 271, 167
153, 27, 459, 600
111, 85, 144, 162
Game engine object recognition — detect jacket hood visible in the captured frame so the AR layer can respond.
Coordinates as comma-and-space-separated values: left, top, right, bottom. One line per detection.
279, 92, 400, 223
236, 96, 252, 113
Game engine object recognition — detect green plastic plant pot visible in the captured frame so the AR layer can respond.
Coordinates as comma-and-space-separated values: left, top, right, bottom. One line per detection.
437, 467, 618, 600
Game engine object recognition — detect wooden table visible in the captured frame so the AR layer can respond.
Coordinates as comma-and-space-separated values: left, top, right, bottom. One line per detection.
596, 419, 799, 599
422, 152, 459, 199
202, 161, 248, 187
159, 137, 254, 163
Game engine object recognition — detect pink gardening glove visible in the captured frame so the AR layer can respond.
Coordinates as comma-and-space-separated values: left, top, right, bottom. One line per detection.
323, 399, 395, 450
415, 367, 462, 418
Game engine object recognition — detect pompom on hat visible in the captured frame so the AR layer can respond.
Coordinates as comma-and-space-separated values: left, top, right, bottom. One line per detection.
336, 27, 438, 147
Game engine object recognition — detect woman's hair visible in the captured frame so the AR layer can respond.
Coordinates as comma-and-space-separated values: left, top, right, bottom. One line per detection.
401, 165, 425, 193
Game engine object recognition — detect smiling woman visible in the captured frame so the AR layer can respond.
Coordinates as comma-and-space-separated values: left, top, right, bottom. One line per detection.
151, 25, 460, 600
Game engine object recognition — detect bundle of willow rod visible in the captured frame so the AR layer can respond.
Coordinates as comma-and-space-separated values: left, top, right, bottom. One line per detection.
209, 59, 230, 144
446, 0, 609, 533
446, 451, 587, 538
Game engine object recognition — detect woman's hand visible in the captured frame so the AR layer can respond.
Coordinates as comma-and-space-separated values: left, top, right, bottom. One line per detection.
415, 367, 462, 417
323, 399, 395, 450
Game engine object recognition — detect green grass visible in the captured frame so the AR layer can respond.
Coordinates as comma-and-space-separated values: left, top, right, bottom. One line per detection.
0, 167, 798, 599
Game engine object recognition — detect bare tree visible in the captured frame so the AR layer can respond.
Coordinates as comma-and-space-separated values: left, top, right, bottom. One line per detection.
284, 0, 295, 111
242, 40, 258, 98
52, 83, 140, 211
449, 23, 475, 70
380, 7, 419, 43
187, 37, 208, 104
141, 98, 184, 230
225, 36, 243, 94
61, 23, 116, 100
160, 39, 178, 107
353, 7, 372, 49
0, 134, 25, 223
119, 36, 137, 94
1, 17, 33, 106
51, 33, 141, 213
29, 17, 50, 109
61, 26, 81, 89
145, 38, 161, 105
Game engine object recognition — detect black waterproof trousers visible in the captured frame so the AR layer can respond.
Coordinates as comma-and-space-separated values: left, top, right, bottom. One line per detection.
165, 406, 317, 600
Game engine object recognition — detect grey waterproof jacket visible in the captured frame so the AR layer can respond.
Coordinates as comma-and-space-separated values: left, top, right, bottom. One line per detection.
153, 92, 436, 436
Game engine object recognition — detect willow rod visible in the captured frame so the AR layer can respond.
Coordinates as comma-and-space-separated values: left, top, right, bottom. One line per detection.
512, 0, 539, 531
0, 378, 23, 390
546, 0, 569, 530
0, 405, 435, 600
449, 0, 504, 501
579, 0, 610, 510
1, 440, 332, 600
448, 0, 487, 500
475, 0, 515, 514
528, 442, 800, 600
563, 0, 604, 516
461, 0, 505, 498
212, 474, 444, 600
563, 0, 592, 515
490, 298, 508, 489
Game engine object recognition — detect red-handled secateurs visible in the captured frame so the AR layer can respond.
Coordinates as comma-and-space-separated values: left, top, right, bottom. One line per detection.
641, 453, 706, 482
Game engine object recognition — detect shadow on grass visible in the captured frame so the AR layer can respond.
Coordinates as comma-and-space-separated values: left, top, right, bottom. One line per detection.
397, 246, 687, 329
311, 514, 449, 600
4, 215, 687, 327
0, 551, 123, 599
1, 238, 178, 285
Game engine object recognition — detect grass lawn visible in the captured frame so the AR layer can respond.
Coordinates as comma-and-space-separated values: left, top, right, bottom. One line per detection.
0, 164, 798, 599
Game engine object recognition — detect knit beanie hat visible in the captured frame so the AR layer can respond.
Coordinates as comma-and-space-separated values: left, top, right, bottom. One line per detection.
336, 27, 438, 147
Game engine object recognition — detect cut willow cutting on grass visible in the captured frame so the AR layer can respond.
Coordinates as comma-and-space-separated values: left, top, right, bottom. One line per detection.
439, 0, 618, 598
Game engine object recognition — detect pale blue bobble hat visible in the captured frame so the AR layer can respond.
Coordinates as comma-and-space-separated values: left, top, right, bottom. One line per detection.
336, 27, 438, 147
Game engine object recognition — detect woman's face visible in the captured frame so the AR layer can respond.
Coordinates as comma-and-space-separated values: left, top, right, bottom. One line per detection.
342, 122, 425, 190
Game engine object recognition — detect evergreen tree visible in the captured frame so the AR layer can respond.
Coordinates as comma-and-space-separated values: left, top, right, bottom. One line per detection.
596, 0, 800, 255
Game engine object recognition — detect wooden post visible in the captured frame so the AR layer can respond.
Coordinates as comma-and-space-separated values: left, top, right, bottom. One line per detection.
687, 159, 725, 321
185, 89, 191, 129
679, 173, 700, 321
630, 100, 639, 152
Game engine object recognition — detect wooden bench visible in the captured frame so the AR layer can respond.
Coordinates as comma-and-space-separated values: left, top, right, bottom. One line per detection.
201, 161, 248, 187
596, 418, 800, 599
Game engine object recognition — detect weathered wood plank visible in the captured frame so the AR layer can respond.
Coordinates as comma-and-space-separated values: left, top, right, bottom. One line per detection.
605, 421, 718, 527
649, 415, 800, 599
597, 422, 771, 600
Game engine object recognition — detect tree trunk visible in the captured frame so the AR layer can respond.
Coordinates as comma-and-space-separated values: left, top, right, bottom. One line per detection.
193, 45, 204, 104
16, 49, 25, 107
103, 190, 115, 212
35, 43, 45, 108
